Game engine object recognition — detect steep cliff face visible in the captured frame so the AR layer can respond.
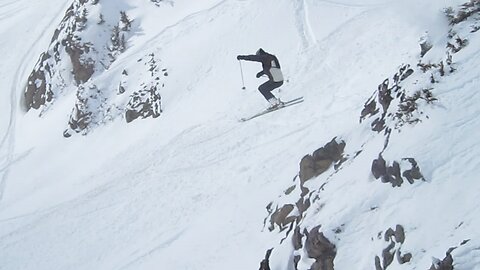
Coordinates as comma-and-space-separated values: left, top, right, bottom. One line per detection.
24, 0, 169, 136
262, 2, 480, 270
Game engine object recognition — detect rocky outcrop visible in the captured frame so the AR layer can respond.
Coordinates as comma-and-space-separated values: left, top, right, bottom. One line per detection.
359, 1, 480, 190
266, 138, 346, 232
374, 225, 412, 270
371, 155, 425, 187
361, 0, 479, 136
64, 83, 107, 137
257, 248, 273, 270
299, 138, 346, 184
125, 54, 166, 123
360, 64, 418, 133
125, 85, 162, 123
428, 239, 472, 270
25, 53, 53, 110
305, 226, 336, 270
292, 226, 336, 270
25, 0, 102, 110
445, 0, 480, 25
25, 0, 169, 137
429, 253, 453, 270
263, 3, 480, 270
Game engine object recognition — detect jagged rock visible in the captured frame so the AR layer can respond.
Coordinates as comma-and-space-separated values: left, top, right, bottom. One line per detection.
63, 129, 72, 138
63, 35, 95, 84
385, 161, 403, 187
299, 155, 317, 183
429, 253, 453, 270
375, 224, 412, 270
397, 250, 412, 264
299, 138, 346, 183
360, 98, 378, 120
293, 255, 301, 270
65, 84, 103, 135
313, 159, 332, 175
315, 139, 345, 162
360, 64, 433, 133
384, 228, 395, 241
460, 239, 470, 245
420, 36, 433, 57
300, 185, 309, 197
447, 1, 480, 25
375, 255, 383, 270
304, 225, 336, 270
25, 53, 53, 109
269, 204, 295, 231
377, 225, 411, 269
402, 158, 425, 184
310, 260, 334, 270
296, 197, 311, 216
268, 139, 346, 232
382, 241, 395, 268
67, 99, 92, 134
394, 225, 405, 244
25, 0, 161, 137
125, 84, 162, 123
25, 0, 100, 110
372, 118, 386, 132
258, 248, 273, 270
372, 154, 387, 179
292, 226, 303, 250
400, 68, 414, 81
284, 185, 296, 195
373, 156, 425, 187
378, 79, 393, 113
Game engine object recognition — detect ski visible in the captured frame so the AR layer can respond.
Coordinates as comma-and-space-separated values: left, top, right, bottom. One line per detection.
240, 97, 304, 122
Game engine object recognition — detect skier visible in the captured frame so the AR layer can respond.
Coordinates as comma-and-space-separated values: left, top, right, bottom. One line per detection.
237, 48, 284, 108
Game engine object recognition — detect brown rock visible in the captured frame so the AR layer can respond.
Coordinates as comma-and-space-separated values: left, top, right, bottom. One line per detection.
382, 241, 395, 268
299, 155, 316, 183
270, 204, 295, 230
394, 225, 405, 244
292, 226, 303, 250
375, 255, 383, 270
372, 154, 387, 179
303, 226, 336, 270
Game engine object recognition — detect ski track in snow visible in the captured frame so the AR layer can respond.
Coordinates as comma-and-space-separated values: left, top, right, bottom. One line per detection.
0, 0, 71, 201
114, 0, 230, 70
0, 0, 29, 19
294, 0, 316, 49
117, 229, 186, 270
292, 6, 380, 84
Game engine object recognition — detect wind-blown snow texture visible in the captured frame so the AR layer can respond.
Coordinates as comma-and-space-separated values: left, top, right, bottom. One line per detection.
1, 0, 479, 269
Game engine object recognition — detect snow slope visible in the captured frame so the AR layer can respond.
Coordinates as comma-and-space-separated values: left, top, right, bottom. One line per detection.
1, 0, 479, 269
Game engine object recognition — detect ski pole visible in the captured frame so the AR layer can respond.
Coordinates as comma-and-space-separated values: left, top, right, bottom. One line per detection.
238, 60, 246, 90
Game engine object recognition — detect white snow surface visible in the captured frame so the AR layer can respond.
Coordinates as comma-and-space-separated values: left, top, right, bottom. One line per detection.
1, 0, 480, 269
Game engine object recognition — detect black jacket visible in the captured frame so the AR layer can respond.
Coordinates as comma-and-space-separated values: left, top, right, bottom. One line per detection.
239, 53, 284, 82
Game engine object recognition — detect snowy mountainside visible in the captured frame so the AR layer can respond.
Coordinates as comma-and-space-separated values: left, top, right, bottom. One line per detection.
1, 0, 480, 270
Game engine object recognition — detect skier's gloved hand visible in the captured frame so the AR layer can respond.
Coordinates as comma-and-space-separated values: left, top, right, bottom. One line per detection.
237, 55, 244, 60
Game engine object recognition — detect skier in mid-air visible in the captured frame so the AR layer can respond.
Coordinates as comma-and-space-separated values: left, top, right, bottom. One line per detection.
237, 48, 284, 108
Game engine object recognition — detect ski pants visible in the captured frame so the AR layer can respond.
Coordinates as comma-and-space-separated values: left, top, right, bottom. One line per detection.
258, 80, 283, 100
